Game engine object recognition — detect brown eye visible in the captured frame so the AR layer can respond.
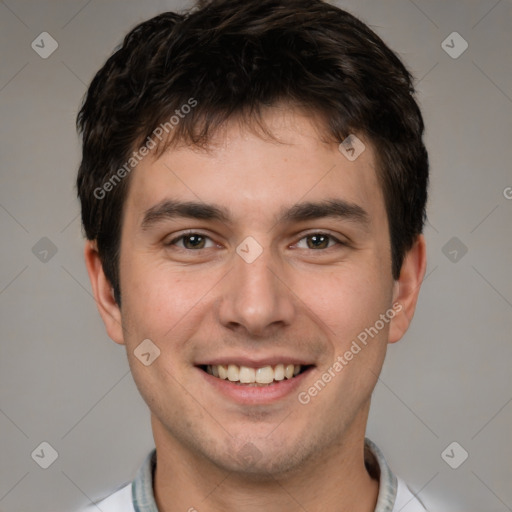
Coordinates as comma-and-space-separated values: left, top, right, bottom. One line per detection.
306, 234, 331, 249
294, 232, 345, 251
168, 233, 215, 250
182, 234, 206, 249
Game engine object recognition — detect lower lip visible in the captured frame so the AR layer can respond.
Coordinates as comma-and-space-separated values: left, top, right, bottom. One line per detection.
198, 367, 313, 405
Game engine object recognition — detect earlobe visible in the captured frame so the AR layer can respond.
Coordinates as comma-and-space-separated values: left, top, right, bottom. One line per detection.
84, 240, 125, 345
388, 235, 427, 344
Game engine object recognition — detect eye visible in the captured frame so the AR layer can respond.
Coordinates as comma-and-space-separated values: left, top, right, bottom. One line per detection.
295, 233, 343, 250
168, 233, 216, 250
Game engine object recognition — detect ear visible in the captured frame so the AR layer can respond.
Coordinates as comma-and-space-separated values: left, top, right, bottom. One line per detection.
388, 234, 427, 344
84, 240, 125, 345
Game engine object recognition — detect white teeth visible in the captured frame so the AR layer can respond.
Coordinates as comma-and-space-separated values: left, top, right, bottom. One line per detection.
205, 363, 304, 383
239, 366, 256, 383
255, 366, 274, 384
218, 364, 228, 379
274, 363, 285, 381
227, 364, 239, 382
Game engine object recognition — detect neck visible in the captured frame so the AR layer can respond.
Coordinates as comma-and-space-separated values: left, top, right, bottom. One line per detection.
151, 413, 379, 512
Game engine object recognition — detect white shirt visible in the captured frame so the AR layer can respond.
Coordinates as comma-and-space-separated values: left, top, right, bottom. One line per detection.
79, 439, 427, 512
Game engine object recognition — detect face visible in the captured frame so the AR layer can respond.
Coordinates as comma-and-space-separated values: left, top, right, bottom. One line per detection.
107, 107, 402, 475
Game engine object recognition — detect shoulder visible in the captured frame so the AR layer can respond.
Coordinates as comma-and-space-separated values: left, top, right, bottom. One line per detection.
393, 476, 428, 512
78, 482, 134, 512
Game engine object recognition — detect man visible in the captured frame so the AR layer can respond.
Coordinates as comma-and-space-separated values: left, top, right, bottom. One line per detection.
76, 0, 429, 510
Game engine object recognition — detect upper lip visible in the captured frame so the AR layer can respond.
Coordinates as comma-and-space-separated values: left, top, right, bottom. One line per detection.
196, 356, 315, 367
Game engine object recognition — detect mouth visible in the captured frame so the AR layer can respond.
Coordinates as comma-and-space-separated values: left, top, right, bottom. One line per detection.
199, 363, 313, 387
196, 357, 316, 404
199, 363, 312, 386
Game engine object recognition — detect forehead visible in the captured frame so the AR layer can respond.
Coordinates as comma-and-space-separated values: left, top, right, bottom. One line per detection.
124, 107, 385, 229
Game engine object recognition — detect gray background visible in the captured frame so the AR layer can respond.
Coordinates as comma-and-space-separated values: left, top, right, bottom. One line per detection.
0, 0, 511, 511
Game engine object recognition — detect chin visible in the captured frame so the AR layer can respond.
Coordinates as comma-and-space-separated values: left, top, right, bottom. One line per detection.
211, 436, 312, 478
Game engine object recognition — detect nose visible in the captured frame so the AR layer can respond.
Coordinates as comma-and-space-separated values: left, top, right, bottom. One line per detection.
217, 244, 296, 338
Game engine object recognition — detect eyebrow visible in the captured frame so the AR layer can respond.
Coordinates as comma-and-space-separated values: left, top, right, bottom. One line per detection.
278, 199, 369, 227
141, 200, 231, 230
140, 198, 370, 231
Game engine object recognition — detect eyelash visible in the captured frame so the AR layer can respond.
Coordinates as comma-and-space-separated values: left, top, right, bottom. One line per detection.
166, 231, 347, 251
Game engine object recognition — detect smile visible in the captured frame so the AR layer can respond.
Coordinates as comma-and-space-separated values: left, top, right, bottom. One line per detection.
203, 363, 308, 385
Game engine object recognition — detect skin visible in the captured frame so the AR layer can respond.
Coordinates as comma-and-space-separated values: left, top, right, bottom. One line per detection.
85, 106, 426, 512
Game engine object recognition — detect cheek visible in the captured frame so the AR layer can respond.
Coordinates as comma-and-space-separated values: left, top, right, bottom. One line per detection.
304, 272, 391, 405
299, 266, 391, 343
119, 255, 208, 344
